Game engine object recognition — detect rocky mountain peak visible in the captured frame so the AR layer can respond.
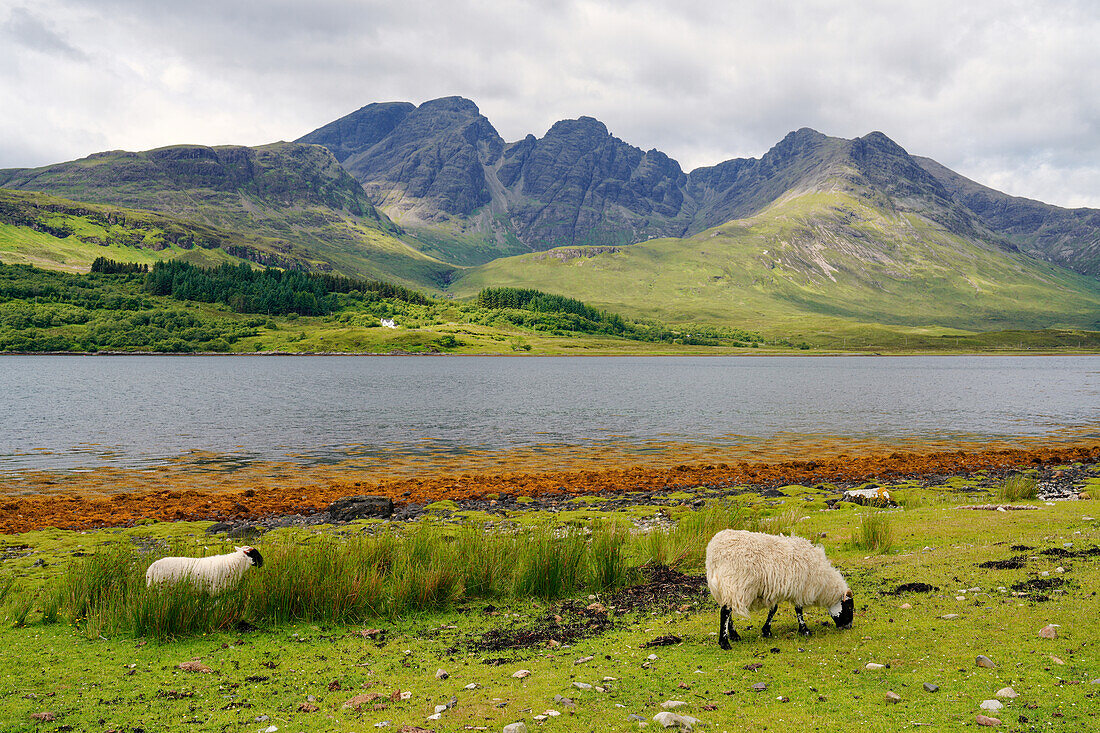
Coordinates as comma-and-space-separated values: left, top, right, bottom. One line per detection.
416, 95, 482, 116
543, 116, 611, 140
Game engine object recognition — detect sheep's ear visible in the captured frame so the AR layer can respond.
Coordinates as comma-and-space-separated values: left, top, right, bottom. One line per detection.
234, 546, 245, 552
845, 589, 853, 599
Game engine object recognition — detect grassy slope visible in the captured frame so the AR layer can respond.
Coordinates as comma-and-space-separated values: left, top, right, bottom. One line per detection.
1, 144, 457, 290
1, 475, 1098, 731
451, 189, 1100, 339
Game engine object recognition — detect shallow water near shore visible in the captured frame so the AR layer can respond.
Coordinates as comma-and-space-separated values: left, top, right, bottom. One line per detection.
2, 354, 1098, 474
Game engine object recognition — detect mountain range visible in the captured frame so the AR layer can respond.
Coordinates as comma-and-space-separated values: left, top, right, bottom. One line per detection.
2, 95, 1099, 336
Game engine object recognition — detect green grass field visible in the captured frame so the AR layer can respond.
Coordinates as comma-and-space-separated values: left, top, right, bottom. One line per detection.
2, 472, 1098, 732
450, 190, 1100, 339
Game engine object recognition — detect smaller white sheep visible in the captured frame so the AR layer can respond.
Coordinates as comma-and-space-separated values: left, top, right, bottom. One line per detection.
145, 546, 264, 593
705, 530, 853, 648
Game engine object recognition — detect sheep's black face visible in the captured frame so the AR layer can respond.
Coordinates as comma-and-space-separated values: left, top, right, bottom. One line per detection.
832, 591, 854, 629
244, 548, 264, 568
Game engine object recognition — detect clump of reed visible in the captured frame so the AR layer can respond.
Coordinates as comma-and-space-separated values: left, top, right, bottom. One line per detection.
847, 512, 894, 553
997, 474, 1039, 502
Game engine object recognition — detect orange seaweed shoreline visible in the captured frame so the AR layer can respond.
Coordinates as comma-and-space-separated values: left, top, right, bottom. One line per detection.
2, 442, 1098, 535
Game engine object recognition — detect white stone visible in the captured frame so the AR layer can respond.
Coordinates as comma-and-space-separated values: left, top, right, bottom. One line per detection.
434, 704, 448, 714
545, 710, 560, 717
464, 683, 479, 690
661, 700, 687, 708
652, 712, 699, 730
980, 700, 1004, 712
399, 691, 412, 700
533, 716, 547, 722
427, 713, 442, 721
573, 682, 593, 690
865, 663, 885, 670
995, 687, 1018, 699
512, 669, 531, 678
502, 723, 528, 733
647, 654, 658, 661
574, 656, 594, 665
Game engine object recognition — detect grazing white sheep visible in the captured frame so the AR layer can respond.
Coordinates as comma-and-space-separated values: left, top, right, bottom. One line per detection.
705, 530, 853, 648
145, 546, 264, 592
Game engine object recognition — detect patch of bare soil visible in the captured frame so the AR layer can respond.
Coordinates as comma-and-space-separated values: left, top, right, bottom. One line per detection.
605, 564, 707, 613
888, 582, 939, 595
471, 600, 611, 652
978, 558, 1027, 570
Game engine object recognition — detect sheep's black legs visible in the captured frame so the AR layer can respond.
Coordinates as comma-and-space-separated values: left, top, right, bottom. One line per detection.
761, 604, 779, 638
795, 606, 811, 636
718, 605, 739, 649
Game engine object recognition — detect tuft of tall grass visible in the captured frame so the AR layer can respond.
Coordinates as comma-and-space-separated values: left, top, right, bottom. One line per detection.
588, 521, 635, 590
998, 475, 1039, 502
512, 525, 588, 599
848, 513, 893, 553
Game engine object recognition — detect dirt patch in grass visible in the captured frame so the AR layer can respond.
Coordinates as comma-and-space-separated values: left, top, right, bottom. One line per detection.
978, 558, 1027, 570
889, 582, 939, 595
1039, 545, 1100, 559
1011, 576, 1067, 602
471, 600, 611, 652
605, 564, 707, 613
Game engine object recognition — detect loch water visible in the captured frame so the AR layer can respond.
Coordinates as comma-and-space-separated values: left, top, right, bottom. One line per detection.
0, 354, 1097, 472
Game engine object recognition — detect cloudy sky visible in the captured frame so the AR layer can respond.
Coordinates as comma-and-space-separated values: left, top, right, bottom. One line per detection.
2, 0, 1097, 207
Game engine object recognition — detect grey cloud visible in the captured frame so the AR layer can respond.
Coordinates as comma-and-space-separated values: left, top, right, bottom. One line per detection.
2, 5, 87, 61
1, 0, 1097, 206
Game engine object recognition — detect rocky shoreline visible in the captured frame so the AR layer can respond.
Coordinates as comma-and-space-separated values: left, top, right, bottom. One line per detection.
4, 443, 1095, 535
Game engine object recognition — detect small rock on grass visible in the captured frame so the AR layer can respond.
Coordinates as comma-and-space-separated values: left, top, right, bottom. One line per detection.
995, 687, 1018, 699
923, 683, 940, 693
900, 603, 912, 609
574, 656, 594, 665
573, 682, 593, 690
1039, 624, 1059, 639
29, 712, 56, 722
628, 714, 646, 722
464, 683, 479, 690
661, 700, 687, 709
976, 714, 1002, 726
435, 668, 449, 679
975, 655, 996, 668
512, 669, 531, 679
865, 663, 885, 670
980, 700, 1004, 712
297, 702, 319, 712
502, 723, 527, 733
652, 712, 700, 730
885, 691, 901, 704
178, 660, 212, 673
752, 682, 767, 691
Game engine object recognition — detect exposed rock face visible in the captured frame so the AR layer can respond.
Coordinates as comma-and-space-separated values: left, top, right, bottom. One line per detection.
312, 96, 501, 220
301, 99, 1048, 265
0, 142, 379, 218
916, 155, 1100, 278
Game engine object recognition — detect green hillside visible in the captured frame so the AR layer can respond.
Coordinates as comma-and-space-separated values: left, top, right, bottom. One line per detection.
450, 189, 1100, 339
0, 143, 457, 290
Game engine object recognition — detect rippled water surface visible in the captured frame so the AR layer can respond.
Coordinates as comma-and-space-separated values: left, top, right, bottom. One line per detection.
1, 355, 1097, 471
